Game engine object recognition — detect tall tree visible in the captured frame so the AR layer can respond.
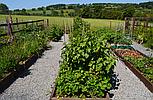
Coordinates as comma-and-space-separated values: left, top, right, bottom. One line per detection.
0, 3, 9, 14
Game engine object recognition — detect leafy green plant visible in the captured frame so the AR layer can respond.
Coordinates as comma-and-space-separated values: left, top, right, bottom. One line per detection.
124, 56, 153, 83
134, 26, 153, 49
70, 17, 90, 40
0, 24, 63, 79
48, 24, 63, 41
56, 22, 115, 98
95, 29, 132, 45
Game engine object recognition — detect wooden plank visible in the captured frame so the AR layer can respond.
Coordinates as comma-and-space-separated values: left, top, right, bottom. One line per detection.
51, 97, 109, 100
0, 19, 44, 27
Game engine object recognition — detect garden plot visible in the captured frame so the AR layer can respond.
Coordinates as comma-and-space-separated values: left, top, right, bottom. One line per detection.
0, 36, 66, 100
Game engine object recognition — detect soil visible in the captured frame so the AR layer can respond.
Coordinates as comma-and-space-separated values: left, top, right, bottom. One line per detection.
114, 49, 143, 58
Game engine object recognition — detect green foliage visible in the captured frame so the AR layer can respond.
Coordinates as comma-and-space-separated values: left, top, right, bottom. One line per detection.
134, 27, 153, 49
124, 56, 153, 83
70, 17, 90, 40
56, 18, 115, 98
48, 25, 63, 41
73, 17, 90, 32
139, 1, 153, 9
143, 28, 153, 49
56, 32, 115, 98
10, 2, 153, 19
96, 29, 132, 45
0, 25, 63, 79
0, 3, 9, 14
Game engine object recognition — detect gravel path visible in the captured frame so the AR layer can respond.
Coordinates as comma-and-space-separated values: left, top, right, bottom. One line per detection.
0, 35, 68, 100
111, 59, 153, 100
132, 41, 153, 57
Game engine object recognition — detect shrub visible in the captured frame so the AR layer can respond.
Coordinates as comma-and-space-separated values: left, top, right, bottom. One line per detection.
56, 26, 115, 98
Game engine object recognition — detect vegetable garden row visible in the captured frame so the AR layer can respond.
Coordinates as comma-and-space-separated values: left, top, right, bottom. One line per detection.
52, 17, 153, 99
0, 17, 152, 99
0, 24, 64, 80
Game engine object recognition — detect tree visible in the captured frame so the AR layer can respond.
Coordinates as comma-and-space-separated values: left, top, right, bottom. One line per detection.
14, 9, 20, 12
43, 10, 46, 15
46, 6, 51, 10
52, 10, 59, 16
60, 10, 64, 16
32, 8, 36, 11
139, 1, 153, 9
0, 3, 9, 14
20, 8, 27, 15
22, 8, 26, 12
81, 6, 92, 18
121, 7, 135, 19
37, 7, 44, 10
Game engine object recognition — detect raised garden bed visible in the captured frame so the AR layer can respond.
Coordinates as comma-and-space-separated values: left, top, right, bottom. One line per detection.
112, 45, 153, 93
50, 87, 110, 100
51, 18, 115, 100
0, 47, 47, 93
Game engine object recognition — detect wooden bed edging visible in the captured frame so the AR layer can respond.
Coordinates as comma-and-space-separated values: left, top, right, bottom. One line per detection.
0, 47, 46, 93
113, 50, 153, 93
50, 93, 110, 100
51, 97, 109, 100
50, 82, 110, 100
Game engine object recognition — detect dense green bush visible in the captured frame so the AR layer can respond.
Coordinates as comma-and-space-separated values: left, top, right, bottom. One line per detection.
56, 31, 115, 98
56, 18, 115, 98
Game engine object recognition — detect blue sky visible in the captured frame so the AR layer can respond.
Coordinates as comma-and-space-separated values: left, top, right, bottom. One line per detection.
0, 0, 151, 10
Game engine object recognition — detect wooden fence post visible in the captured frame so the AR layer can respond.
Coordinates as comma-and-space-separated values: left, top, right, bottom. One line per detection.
144, 18, 148, 28
16, 18, 19, 30
131, 17, 135, 33
43, 20, 45, 28
124, 17, 128, 34
131, 17, 136, 39
71, 19, 73, 32
6, 16, 13, 42
9, 15, 13, 34
47, 19, 49, 27
69, 19, 73, 39
110, 21, 112, 29
6, 17, 10, 36
69, 22, 71, 35
64, 21, 66, 42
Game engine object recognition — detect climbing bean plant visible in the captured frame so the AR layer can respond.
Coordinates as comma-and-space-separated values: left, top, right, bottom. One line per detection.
55, 18, 116, 98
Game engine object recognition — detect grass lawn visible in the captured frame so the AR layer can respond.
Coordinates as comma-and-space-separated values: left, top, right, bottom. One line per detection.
0, 15, 124, 29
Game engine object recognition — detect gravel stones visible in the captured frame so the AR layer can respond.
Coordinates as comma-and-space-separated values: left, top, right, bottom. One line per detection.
110, 60, 153, 100
0, 36, 66, 100
132, 41, 153, 57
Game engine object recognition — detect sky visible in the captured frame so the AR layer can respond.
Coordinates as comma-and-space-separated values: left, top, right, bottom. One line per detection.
0, 0, 151, 10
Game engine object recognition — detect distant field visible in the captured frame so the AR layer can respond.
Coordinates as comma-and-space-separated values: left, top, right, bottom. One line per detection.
0, 15, 124, 29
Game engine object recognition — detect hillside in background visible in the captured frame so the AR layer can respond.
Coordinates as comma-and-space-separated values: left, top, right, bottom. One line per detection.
0, 1, 153, 20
